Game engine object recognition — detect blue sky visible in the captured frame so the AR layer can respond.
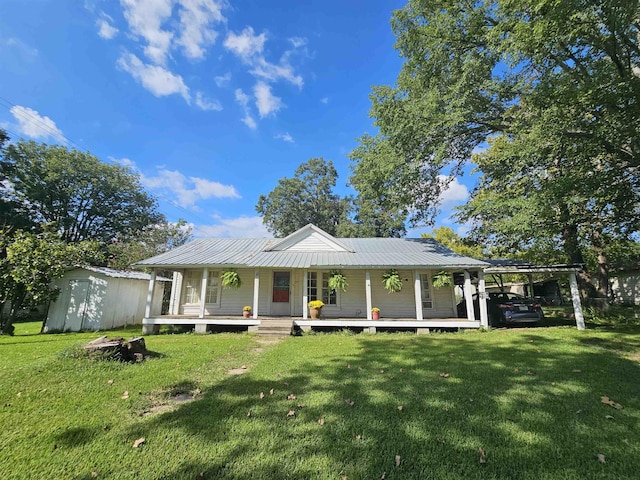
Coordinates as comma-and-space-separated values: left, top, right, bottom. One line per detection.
0, 0, 474, 238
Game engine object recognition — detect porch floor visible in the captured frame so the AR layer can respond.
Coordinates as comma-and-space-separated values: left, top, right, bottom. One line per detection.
142, 314, 480, 334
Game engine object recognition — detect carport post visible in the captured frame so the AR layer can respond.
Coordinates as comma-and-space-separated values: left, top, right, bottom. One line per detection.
144, 269, 157, 318
569, 272, 586, 330
463, 270, 475, 322
477, 270, 489, 328
302, 270, 308, 319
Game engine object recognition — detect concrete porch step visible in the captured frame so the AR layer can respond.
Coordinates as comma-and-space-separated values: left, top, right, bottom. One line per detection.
257, 319, 293, 336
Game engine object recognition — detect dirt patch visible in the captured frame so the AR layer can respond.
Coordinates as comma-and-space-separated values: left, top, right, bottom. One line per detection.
256, 338, 283, 346
227, 367, 248, 375
139, 385, 201, 417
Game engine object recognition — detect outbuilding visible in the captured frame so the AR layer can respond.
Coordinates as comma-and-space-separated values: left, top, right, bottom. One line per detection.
44, 266, 170, 332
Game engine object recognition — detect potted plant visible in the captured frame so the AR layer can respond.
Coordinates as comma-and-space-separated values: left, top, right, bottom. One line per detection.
327, 270, 348, 293
221, 270, 242, 289
308, 300, 325, 319
432, 271, 452, 288
371, 307, 380, 320
382, 269, 403, 293
242, 306, 252, 318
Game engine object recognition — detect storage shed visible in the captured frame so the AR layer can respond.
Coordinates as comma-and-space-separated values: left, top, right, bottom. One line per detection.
44, 266, 170, 332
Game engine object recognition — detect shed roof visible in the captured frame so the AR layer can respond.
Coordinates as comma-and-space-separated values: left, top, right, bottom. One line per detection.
74, 266, 172, 282
136, 224, 488, 270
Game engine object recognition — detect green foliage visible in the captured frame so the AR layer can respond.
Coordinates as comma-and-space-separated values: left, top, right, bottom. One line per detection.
382, 269, 403, 293
1, 135, 163, 243
327, 270, 348, 293
220, 270, 242, 289
108, 219, 193, 270
256, 158, 349, 237
422, 227, 484, 259
432, 271, 453, 289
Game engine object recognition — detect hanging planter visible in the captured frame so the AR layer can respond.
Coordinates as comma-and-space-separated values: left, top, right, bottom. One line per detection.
327, 270, 348, 293
382, 269, 403, 293
220, 270, 242, 289
432, 271, 453, 289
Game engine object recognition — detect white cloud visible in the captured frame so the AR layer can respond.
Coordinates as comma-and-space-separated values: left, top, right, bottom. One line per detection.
141, 168, 240, 208
9, 106, 65, 143
253, 81, 281, 117
110, 157, 137, 169
234, 88, 256, 129
2, 37, 38, 57
195, 91, 222, 111
250, 56, 303, 88
437, 175, 469, 206
117, 52, 190, 101
320, 97, 328, 104
176, 0, 225, 60
195, 215, 271, 238
121, 0, 174, 65
234, 88, 250, 107
97, 18, 119, 39
288, 37, 307, 48
275, 132, 294, 143
223, 26, 266, 59
214, 72, 231, 87
241, 114, 257, 130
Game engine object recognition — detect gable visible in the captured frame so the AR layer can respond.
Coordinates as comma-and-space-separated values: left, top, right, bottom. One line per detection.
265, 224, 353, 253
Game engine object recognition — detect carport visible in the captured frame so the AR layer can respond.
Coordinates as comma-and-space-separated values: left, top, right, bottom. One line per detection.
482, 260, 585, 330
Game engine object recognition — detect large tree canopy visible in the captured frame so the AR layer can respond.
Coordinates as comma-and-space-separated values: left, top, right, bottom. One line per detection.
0, 135, 163, 243
256, 158, 348, 237
350, 0, 640, 295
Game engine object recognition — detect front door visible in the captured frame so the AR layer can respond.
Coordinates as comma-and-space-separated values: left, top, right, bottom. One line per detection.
271, 271, 291, 316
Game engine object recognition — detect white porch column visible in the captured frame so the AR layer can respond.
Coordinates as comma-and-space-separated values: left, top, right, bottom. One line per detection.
463, 270, 475, 322
252, 269, 260, 319
413, 270, 423, 320
478, 270, 489, 328
168, 271, 179, 315
302, 270, 308, 319
144, 269, 157, 318
199, 268, 209, 319
171, 270, 184, 315
365, 270, 372, 320
569, 272, 586, 330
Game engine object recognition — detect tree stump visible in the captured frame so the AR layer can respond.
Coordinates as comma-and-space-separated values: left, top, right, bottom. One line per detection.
84, 336, 147, 362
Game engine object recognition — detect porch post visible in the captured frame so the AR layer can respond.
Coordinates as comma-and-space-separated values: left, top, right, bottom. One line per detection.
252, 269, 260, 319
171, 270, 184, 314
365, 270, 372, 320
463, 270, 475, 322
478, 270, 489, 328
527, 274, 535, 298
199, 268, 209, 319
144, 269, 157, 318
168, 271, 179, 315
302, 270, 308, 319
569, 272, 586, 330
413, 270, 423, 320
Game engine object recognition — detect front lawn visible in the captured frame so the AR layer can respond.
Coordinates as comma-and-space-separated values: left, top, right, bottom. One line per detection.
1, 322, 639, 479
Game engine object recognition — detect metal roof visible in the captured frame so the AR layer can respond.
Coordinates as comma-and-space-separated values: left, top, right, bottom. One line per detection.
136, 236, 489, 270
76, 266, 172, 282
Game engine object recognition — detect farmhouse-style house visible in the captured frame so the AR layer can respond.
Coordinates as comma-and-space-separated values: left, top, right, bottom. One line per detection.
137, 224, 492, 334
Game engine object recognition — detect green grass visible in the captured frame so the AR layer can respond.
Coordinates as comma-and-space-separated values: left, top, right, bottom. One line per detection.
1, 323, 640, 479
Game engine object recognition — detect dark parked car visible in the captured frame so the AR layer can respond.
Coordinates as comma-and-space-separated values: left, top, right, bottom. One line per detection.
457, 292, 544, 326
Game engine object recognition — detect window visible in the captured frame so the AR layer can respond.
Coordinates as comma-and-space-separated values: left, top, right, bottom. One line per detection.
183, 270, 200, 304
307, 271, 337, 305
182, 270, 220, 304
420, 273, 433, 309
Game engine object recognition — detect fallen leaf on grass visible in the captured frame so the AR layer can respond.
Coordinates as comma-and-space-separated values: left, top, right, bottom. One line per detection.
399, 368, 404, 373
297, 403, 306, 409
439, 373, 450, 378
468, 398, 474, 403
572, 369, 582, 373
605, 415, 614, 420
283, 381, 289, 386
247, 410, 252, 417
551, 382, 557, 386
355, 434, 362, 441
395, 455, 401, 467
514, 368, 519, 373
318, 418, 325, 425
346, 363, 351, 369
287, 410, 295, 417
345, 399, 355, 406
269, 388, 274, 395
133, 437, 145, 448
380, 472, 386, 479
479, 448, 487, 464
241, 365, 247, 369
601, 396, 623, 409
16, 392, 21, 397
380, 369, 385, 373
397, 405, 403, 412
91, 472, 98, 478
121, 391, 129, 400
259, 392, 265, 399
526, 370, 536, 376
287, 393, 297, 400
597, 454, 606, 463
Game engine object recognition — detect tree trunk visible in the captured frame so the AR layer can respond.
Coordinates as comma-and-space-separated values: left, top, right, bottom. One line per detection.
591, 230, 611, 308
560, 217, 596, 299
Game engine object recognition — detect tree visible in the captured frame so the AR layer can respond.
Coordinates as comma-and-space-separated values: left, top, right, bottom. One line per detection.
351, 0, 640, 296
0, 229, 103, 335
1, 135, 163, 243
108, 219, 193, 270
256, 158, 349, 237
422, 226, 484, 259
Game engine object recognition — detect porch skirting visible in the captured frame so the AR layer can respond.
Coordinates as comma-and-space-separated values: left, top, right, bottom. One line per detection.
141, 315, 481, 335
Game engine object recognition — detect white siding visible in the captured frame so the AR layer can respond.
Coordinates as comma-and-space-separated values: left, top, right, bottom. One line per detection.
611, 272, 640, 305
